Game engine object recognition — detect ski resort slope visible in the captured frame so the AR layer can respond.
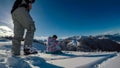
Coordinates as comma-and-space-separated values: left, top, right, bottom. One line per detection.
0, 40, 119, 68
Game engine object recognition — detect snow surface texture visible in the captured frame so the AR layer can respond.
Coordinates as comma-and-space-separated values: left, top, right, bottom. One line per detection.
0, 41, 119, 68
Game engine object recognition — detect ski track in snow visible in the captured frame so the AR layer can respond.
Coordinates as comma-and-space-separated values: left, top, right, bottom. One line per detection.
77, 53, 117, 68
44, 53, 117, 61
44, 52, 117, 68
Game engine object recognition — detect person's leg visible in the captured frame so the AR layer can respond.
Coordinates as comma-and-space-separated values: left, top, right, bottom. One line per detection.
23, 23, 37, 55
12, 16, 24, 55
24, 23, 35, 47
13, 7, 35, 47
13, 7, 37, 54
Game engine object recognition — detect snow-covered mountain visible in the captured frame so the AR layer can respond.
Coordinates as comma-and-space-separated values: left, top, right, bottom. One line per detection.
0, 26, 13, 37
60, 33, 120, 52
96, 33, 120, 42
63, 33, 120, 42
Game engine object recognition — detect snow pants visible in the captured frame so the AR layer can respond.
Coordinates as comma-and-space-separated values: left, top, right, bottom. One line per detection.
11, 7, 35, 55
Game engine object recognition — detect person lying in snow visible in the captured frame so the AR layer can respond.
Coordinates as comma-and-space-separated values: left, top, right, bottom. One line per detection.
46, 35, 63, 54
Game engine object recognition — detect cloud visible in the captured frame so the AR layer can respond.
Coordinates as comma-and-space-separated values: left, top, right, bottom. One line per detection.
98, 30, 120, 36
0, 26, 13, 37
34, 36, 69, 40
34, 36, 48, 40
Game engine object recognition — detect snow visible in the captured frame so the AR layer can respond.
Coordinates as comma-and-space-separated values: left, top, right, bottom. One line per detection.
0, 40, 120, 68
46, 52, 117, 68
99, 53, 120, 68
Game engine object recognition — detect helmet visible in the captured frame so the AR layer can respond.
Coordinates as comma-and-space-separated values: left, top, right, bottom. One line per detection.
52, 35, 57, 39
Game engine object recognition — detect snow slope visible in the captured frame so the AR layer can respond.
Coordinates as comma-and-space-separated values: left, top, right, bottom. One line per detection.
99, 53, 120, 68
0, 41, 119, 68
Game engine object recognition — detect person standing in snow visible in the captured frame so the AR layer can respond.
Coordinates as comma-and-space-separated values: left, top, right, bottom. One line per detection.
46, 35, 62, 54
11, 0, 37, 56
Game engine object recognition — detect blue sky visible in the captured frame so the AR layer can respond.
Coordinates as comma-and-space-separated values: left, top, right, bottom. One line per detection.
0, 0, 120, 37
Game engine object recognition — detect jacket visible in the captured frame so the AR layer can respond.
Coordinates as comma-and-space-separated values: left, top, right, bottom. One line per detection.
46, 37, 61, 52
11, 0, 35, 13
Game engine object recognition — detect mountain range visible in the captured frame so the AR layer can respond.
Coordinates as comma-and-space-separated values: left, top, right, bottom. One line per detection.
0, 25, 120, 52
60, 33, 120, 52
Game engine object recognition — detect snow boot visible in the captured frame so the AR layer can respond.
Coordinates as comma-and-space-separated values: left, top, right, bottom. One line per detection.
24, 47, 38, 55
